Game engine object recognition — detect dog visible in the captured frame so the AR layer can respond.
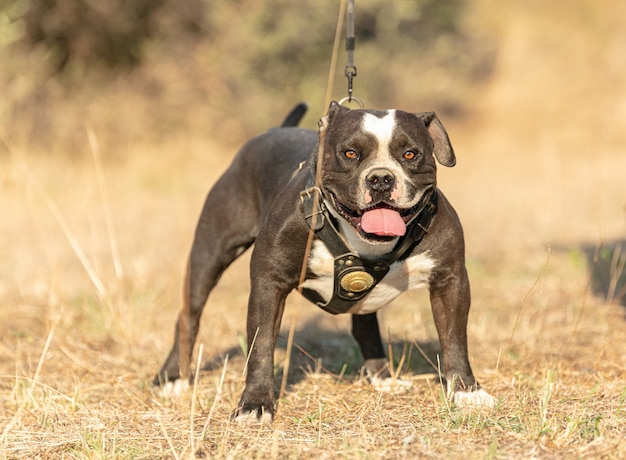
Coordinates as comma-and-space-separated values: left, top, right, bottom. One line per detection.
154, 101, 495, 422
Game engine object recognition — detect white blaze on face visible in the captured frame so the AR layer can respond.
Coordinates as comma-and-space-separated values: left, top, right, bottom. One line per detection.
361, 110, 396, 160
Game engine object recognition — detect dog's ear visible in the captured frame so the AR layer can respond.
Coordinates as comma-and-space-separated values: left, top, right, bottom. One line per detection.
416, 112, 456, 167
326, 101, 351, 124
320, 101, 350, 135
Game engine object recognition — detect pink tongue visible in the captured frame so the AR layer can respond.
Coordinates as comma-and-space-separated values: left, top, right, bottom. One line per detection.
361, 208, 406, 236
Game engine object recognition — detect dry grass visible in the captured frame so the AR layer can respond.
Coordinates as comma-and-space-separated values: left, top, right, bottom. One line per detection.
2, 1, 626, 458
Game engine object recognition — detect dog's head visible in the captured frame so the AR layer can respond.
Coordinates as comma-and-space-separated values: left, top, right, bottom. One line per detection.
318, 101, 455, 243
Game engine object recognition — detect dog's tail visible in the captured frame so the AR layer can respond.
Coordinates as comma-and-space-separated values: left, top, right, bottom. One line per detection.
280, 102, 308, 127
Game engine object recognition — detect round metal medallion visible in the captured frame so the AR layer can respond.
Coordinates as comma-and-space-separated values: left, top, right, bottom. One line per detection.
340, 271, 375, 293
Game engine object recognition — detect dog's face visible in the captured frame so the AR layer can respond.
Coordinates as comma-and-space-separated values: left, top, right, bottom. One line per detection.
320, 102, 456, 243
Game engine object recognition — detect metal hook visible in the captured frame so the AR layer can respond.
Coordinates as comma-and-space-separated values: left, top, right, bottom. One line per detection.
345, 66, 357, 101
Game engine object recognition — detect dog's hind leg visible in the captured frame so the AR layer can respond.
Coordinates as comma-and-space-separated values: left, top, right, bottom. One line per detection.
351, 313, 389, 380
352, 313, 414, 392
153, 171, 259, 388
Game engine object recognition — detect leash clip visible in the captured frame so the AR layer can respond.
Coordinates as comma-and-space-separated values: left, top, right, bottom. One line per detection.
345, 66, 357, 102
343, 0, 362, 108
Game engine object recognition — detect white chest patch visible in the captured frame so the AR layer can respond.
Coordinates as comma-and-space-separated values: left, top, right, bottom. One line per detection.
301, 240, 436, 314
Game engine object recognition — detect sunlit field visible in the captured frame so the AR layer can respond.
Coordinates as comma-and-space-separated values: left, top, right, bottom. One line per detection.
1, 1, 625, 458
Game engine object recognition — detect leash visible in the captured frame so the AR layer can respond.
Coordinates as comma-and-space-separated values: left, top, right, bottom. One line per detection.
344, 0, 357, 103
281, 0, 349, 408
280, 0, 365, 409
338, 0, 364, 109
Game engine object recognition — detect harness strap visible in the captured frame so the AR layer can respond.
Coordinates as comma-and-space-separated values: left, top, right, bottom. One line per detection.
299, 176, 438, 314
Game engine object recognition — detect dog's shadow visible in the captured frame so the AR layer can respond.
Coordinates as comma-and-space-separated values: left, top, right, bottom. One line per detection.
200, 318, 442, 390
580, 239, 626, 309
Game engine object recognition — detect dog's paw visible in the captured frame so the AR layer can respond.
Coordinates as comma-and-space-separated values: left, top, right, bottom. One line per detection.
370, 376, 413, 394
230, 403, 274, 424
158, 379, 190, 398
452, 388, 497, 409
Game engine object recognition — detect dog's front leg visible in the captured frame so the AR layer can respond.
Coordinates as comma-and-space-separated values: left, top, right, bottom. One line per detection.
429, 264, 474, 389
231, 276, 289, 423
429, 264, 495, 407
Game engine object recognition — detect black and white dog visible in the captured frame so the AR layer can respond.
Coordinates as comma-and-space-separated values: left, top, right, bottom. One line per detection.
154, 102, 495, 422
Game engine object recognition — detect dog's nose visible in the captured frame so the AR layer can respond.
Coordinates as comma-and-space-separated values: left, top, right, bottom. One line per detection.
366, 168, 396, 192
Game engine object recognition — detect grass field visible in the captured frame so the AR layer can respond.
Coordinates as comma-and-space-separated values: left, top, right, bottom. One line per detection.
2, 2, 626, 458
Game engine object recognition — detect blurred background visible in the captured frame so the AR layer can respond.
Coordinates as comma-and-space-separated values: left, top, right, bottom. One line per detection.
1, 0, 497, 147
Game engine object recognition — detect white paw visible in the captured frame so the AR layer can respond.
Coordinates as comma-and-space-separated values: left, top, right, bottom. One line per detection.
232, 410, 273, 425
370, 376, 413, 394
159, 379, 190, 398
452, 388, 497, 408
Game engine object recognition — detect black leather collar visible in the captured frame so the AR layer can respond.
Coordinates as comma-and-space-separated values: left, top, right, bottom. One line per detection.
299, 175, 438, 314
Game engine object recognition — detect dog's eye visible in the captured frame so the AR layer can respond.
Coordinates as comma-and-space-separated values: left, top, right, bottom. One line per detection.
344, 149, 359, 160
403, 150, 418, 160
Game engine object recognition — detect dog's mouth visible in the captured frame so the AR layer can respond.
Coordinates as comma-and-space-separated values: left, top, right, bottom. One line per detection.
329, 193, 423, 241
